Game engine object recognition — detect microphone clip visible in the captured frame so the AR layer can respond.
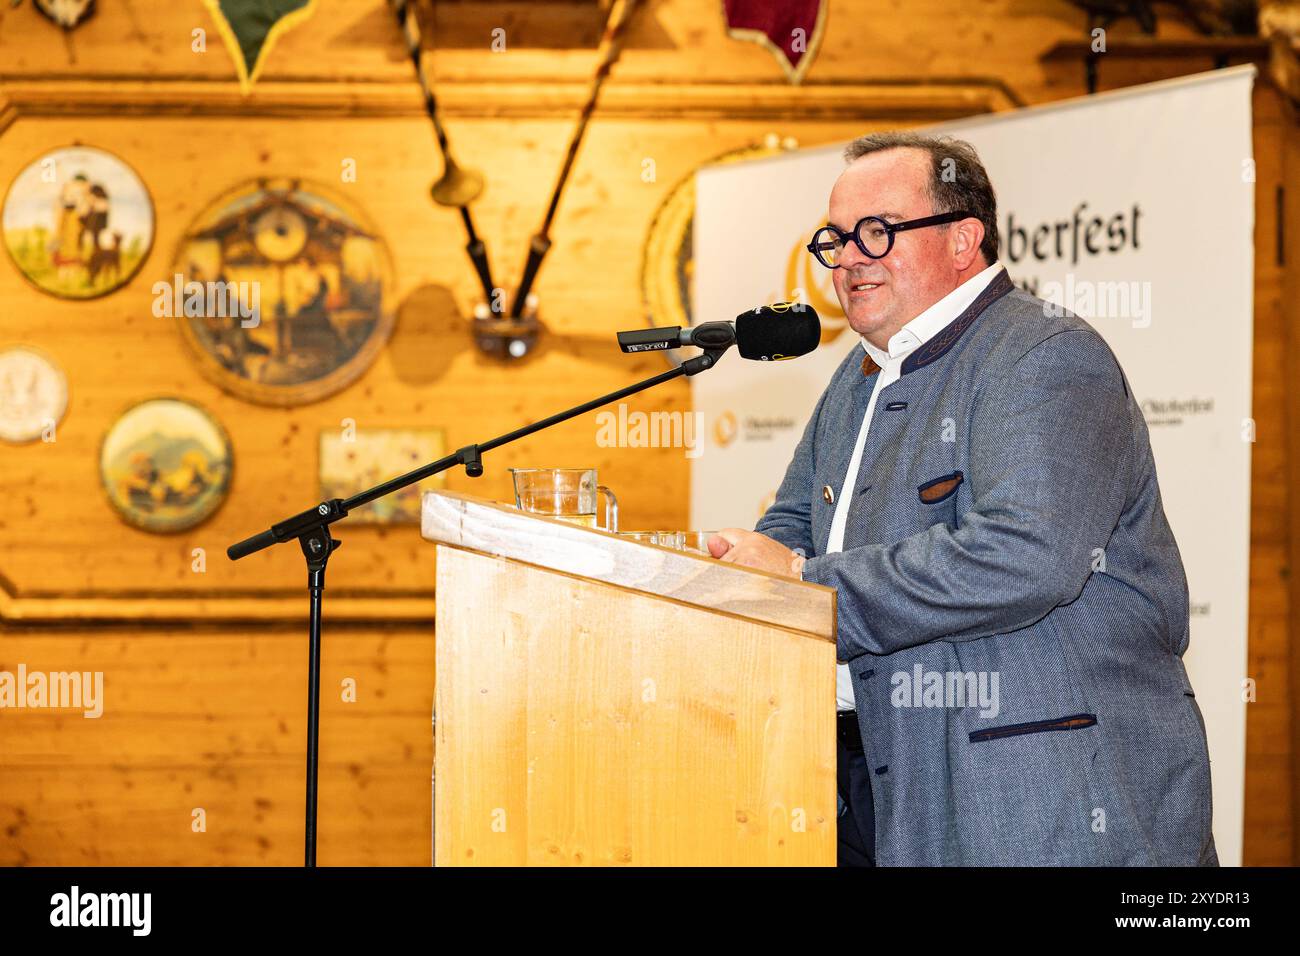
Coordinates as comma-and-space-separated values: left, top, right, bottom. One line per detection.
680, 345, 728, 376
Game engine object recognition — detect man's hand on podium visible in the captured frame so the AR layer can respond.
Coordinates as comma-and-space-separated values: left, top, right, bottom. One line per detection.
708, 529, 805, 579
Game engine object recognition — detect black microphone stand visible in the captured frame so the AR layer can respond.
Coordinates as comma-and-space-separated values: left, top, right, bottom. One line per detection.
226, 343, 730, 867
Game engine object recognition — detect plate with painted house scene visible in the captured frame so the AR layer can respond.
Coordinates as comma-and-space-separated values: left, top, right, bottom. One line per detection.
170, 177, 395, 406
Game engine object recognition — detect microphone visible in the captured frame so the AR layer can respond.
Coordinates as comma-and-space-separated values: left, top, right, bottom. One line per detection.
618, 302, 820, 362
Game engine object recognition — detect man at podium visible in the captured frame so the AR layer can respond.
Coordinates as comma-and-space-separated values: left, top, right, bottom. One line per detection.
709, 132, 1215, 868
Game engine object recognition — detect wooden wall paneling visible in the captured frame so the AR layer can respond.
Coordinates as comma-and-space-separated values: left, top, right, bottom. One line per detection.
0, 626, 434, 866
1280, 93, 1300, 866
1244, 84, 1295, 865
0, 0, 1113, 100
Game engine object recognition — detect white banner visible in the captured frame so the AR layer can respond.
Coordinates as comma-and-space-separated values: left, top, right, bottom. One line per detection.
691, 67, 1254, 865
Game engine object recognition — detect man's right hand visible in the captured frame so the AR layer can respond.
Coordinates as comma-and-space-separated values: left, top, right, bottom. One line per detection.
707, 528, 803, 578
706, 532, 734, 559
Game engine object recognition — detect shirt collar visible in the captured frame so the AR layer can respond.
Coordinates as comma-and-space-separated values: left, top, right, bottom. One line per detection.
861, 261, 1006, 369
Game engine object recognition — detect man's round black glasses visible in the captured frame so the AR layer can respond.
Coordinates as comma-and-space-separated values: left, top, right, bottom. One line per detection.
806, 210, 974, 268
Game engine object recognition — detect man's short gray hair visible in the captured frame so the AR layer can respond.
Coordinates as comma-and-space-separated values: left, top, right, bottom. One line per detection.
843, 132, 999, 266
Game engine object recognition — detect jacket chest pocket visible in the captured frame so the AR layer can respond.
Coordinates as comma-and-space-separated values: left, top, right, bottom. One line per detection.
918, 470, 963, 504
916, 469, 964, 531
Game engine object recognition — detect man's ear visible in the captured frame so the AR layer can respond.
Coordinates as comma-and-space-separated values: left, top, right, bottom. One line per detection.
951, 217, 985, 271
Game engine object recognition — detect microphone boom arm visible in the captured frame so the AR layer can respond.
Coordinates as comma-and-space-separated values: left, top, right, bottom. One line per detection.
226, 344, 725, 563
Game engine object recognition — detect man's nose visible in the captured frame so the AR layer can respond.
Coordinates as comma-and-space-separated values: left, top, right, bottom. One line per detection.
835, 232, 870, 271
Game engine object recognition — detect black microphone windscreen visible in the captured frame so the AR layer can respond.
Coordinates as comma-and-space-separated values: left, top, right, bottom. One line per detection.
734, 303, 821, 361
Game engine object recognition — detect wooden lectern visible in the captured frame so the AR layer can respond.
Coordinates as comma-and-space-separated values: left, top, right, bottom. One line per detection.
421, 490, 837, 867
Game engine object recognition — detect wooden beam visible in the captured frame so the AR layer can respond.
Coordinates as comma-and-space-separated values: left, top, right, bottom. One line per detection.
0, 77, 1018, 133
1280, 93, 1300, 867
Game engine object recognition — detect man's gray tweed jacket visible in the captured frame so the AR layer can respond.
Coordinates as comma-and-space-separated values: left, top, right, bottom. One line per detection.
756, 269, 1217, 866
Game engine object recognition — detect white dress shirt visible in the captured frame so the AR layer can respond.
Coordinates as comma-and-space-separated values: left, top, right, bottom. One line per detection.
830, 261, 1006, 710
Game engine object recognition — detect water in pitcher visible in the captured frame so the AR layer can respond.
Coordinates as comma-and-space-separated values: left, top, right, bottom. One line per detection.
552, 513, 598, 529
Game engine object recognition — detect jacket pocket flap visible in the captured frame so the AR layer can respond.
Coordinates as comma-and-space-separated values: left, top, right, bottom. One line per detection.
969, 713, 1097, 744
918, 470, 964, 504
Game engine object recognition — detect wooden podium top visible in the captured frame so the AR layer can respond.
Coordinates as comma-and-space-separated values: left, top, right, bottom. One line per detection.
421, 490, 834, 641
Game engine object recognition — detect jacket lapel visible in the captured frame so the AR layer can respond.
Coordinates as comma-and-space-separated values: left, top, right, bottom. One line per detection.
899, 269, 1014, 376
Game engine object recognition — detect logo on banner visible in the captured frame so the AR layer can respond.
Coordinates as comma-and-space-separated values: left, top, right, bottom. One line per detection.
1141, 396, 1215, 428
710, 410, 797, 448
712, 410, 739, 447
